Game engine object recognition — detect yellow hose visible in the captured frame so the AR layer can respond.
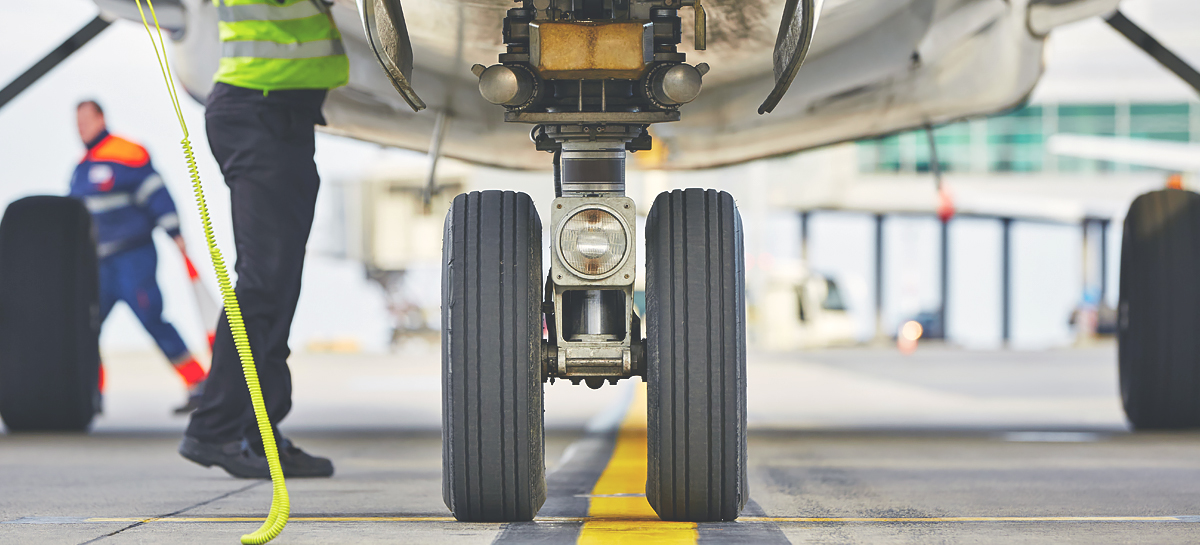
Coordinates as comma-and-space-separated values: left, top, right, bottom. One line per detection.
132, 2, 289, 543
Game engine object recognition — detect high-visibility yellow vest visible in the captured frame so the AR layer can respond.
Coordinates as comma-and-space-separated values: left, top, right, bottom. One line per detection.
213, 0, 349, 91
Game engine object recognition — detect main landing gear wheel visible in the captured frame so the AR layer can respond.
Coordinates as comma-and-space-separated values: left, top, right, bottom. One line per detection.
1119, 189, 1200, 429
441, 190, 547, 521
0, 197, 101, 432
645, 188, 748, 522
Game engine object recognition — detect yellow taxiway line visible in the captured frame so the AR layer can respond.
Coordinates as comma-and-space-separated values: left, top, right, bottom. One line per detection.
577, 382, 697, 544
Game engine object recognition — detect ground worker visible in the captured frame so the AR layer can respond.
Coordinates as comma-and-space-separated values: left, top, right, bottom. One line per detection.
178, 0, 346, 479
69, 100, 208, 414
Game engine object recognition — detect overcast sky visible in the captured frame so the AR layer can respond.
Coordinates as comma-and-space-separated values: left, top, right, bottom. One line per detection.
1031, 0, 1200, 103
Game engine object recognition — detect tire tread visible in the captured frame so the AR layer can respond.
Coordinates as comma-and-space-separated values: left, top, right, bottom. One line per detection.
442, 190, 545, 521
646, 188, 747, 522
1120, 189, 1200, 429
0, 196, 99, 432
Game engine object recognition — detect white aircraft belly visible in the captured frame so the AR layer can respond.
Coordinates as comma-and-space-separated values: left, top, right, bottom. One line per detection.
167, 0, 1048, 171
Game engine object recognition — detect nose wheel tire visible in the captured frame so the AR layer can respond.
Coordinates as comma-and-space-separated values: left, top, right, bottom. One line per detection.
0, 197, 100, 432
645, 189, 748, 522
441, 190, 547, 521
1119, 189, 1200, 429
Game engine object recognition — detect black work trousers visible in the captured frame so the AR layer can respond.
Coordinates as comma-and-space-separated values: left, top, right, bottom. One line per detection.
186, 83, 326, 452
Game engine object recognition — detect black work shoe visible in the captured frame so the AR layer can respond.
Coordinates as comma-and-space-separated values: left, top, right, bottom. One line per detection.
179, 436, 269, 479
173, 381, 206, 415
172, 392, 203, 415
278, 438, 334, 478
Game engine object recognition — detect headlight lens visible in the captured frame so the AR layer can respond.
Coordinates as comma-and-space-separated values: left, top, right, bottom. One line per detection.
560, 208, 628, 276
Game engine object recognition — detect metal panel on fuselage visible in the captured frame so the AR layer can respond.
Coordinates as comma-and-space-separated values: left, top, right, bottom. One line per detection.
164, 0, 1045, 170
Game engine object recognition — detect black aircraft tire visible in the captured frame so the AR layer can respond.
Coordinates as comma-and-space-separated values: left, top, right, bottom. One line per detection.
0, 196, 100, 432
441, 190, 546, 522
1119, 189, 1200, 429
645, 188, 748, 522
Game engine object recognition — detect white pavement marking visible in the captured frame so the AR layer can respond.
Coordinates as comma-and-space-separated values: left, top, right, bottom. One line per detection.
1003, 431, 1102, 442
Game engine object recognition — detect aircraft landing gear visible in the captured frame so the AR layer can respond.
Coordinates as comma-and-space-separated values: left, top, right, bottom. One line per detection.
1118, 189, 1200, 429
441, 1, 747, 522
0, 197, 101, 432
438, 178, 749, 525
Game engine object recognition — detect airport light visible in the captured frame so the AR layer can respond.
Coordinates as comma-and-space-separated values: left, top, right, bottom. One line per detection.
898, 320, 924, 355
901, 320, 924, 341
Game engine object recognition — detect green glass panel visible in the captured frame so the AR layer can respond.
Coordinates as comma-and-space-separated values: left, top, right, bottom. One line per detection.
1130, 103, 1190, 142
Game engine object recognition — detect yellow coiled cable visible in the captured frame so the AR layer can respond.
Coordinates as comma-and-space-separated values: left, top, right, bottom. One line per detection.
132, 1, 289, 543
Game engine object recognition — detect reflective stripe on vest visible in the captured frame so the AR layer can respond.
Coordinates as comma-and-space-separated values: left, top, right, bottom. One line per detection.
85, 193, 133, 213
222, 39, 345, 60
213, 0, 349, 91
135, 174, 165, 205
158, 212, 181, 231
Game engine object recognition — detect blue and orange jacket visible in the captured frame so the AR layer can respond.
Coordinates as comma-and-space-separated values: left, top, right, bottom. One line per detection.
69, 130, 181, 258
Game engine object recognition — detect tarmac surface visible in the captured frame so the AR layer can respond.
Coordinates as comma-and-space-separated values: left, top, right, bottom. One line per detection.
3, 342, 1200, 544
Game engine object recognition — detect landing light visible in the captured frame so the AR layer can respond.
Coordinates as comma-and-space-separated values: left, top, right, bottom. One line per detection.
559, 208, 628, 277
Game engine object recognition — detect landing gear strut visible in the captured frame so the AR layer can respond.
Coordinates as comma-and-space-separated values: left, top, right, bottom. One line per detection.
441, 0, 747, 523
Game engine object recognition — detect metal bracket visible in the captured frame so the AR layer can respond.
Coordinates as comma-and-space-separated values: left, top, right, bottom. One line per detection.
691, 0, 707, 50
506, 111, 680, 124
0, 15, 112, 112
543, 195, 642, 383
759, 0, 818, 114
422, 110, 450, 208
1105, 10, 1200, 96
357, 0, 426, 112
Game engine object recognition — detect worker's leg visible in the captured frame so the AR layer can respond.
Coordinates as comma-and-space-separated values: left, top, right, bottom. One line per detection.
115, 244, 205, 389
187, 85, 322, 454
98, 257, 119, 325
97, 256, 119, 393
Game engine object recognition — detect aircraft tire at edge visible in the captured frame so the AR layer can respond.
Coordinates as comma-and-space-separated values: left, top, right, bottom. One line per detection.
645, 188, 748, 522
1119, 188, 1200, 429
0, 196, 100, 432
441, 190, 547, 521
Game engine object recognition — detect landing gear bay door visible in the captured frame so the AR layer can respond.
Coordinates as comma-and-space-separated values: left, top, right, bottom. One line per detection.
357, 0, 426, 112
759, 0, 820, 114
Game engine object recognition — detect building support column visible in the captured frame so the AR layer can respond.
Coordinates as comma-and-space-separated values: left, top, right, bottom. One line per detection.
1002, 217, 1013, 346
940, 219, 949, 340
927, 124, 950, 341
874, 213, 885, 341
800, 210, 810, 263
1082, 218, 1092, 301
1099, 218, 1110, 305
